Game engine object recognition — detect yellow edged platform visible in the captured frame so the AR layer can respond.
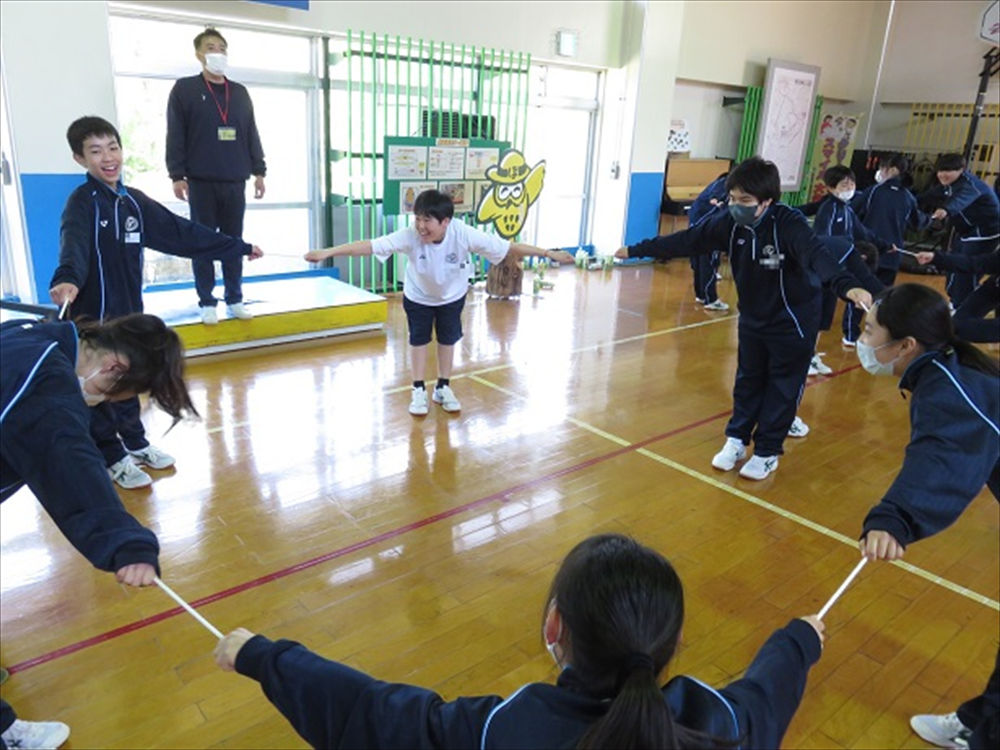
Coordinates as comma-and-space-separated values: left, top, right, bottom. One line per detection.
144, 274, 387, 357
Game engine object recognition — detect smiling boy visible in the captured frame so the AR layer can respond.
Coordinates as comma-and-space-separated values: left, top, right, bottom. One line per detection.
305, 189, 572, 415
49, 116, 263, 489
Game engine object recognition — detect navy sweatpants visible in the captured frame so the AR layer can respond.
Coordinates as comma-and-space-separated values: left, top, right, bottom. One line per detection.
188, 179, 247, 307
90, 397, 149, 467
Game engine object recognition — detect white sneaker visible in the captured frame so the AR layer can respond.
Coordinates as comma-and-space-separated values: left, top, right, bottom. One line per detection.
227, 302, 252, 320
409, 387, 429, 416
1, 718, 70, 749
704, 299, 730, 311
128, 444, 175, 470
787, 416, 810, 438
711, 437, 746, 471
808, 353, 833, 376
909, 712, 972, 749
841, 337, 856, 348
432, 384, 461, 412
739, 454, 779, 480
108, 456, 153, 489
200, 306, 218, 325
694, 297, 705, 304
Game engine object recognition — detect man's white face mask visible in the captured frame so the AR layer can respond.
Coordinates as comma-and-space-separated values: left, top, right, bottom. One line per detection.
204, 53, 228, 76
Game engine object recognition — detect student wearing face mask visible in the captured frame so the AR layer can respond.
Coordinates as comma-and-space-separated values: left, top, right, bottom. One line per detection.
855, 283, 999, 750
167, 27, 267, 326
615, 157, 872, 480
213, 533, 826, 750
918, 154, 1000, 310
0, 313, 195, 750
852, 154, 930, 290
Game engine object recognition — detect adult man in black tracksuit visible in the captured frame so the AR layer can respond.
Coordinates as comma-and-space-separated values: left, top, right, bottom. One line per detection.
615, 157, 872, 481
167, 27, 266, 326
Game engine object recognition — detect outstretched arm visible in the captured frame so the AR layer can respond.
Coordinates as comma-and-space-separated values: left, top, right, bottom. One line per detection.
305, 240, 374, 262
506, 243, 574, 263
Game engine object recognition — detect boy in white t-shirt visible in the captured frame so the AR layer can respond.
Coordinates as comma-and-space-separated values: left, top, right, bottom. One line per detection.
305, 190, 573, 415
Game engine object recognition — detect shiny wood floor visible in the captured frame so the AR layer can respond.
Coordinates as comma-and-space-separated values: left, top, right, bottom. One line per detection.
2, 262, 997, 749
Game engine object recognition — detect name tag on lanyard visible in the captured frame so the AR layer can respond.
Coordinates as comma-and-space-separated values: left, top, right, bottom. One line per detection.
217, 127, 237, 142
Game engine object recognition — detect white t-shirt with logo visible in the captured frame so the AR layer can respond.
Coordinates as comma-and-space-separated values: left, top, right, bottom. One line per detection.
371, 221, 510, 306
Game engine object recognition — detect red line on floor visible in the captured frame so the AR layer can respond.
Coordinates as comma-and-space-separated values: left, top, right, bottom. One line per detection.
7, 365, 860, 674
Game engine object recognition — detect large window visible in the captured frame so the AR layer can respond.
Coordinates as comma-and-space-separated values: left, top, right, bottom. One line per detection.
107, 13, 321, 285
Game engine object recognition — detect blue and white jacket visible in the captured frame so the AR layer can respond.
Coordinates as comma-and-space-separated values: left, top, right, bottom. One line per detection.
50, 174, 252, 321
863, 350, 1000, 547
235, 618, 821, 749
628, 203, 863, 337
852, 177, 929, 271
813, 194, 891, 251
922, 170, 1000, 242
0, 319, 159, 572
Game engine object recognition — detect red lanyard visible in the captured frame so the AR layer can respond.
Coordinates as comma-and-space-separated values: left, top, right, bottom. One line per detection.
203, 76, 230, 125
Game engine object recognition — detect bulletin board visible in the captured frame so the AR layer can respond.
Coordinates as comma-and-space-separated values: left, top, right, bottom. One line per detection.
756, 59, 822, 192
383, 136, 510, 215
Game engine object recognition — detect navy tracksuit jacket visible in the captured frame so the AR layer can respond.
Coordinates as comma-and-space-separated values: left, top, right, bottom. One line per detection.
852, 176, 929, 275
235, 618, 822, 749
687, 175, 729, 303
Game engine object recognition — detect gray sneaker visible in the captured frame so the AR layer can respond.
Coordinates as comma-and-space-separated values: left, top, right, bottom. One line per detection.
108, 456, 152, 489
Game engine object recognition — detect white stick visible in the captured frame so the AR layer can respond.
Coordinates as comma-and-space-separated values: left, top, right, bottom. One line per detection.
153, 577, 223, 638
895, 248, 919, 257
818, 558, 868, 619
58, 299, 70, 320
263, 252, 308, 258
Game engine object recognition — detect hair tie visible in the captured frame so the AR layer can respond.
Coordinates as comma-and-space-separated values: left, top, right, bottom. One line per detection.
623, 652, 654, 674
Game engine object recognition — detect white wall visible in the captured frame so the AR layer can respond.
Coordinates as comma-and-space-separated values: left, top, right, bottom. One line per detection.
669, 80, 745, 159
121, 0, 625, 68
0, 0, 116, 172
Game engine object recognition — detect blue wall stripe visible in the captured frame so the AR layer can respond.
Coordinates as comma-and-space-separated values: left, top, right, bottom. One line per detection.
20, 173, 86, 304
624, 171, 664, 247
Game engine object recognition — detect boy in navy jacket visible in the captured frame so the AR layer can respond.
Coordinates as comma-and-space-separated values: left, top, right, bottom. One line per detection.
49, 116, 262, 489
616, 157, 871, 480
687, 173, 730, 310
921, 153, 1000, 307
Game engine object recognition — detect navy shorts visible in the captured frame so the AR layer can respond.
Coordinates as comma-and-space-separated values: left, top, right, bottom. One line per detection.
403, 294, 466, 346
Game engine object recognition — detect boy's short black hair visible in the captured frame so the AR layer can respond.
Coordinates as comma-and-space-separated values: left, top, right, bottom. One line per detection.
194, 27, 227, 50
823, 165, 855, 188
413, 189, 455, 221
885, 154, 910, 174
935, 153, 965, 172
66, 116, 121, 157
855, 240, 879, 272
725, 156, 781, 203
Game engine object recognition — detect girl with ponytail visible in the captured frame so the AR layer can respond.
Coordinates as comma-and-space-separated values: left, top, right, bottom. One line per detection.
215, 534, 826, 749
856, 283, 999, 749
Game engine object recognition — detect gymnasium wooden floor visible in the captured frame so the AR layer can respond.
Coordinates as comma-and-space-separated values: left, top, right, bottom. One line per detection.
2, 261, 997, 749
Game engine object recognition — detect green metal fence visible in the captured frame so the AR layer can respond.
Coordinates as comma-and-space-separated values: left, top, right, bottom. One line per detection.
321, 32, 531, 293
735, 86, 825, 205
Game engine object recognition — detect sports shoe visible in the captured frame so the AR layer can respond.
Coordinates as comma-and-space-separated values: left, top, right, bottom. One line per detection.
227, 302, 252, 320
409, 387, 429, 416
108, 456, 153, 489
841, 337, 856, 348
0, 718, 71, 749
808, 353, 832, 376
432, 384, 461, 412
739, 454, 779, 480
787, 416, 810, 438
909, 712, 972, 749
128, 444, 176, 470
200, 306, 218, 325
704, 299, 730, 311
711, 437, 746, 471
694, 297, 705, 304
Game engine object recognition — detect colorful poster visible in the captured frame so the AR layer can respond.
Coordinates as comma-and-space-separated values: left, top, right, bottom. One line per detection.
428, 147, 466, 179
387, 145, 428, 179
399, 181, 438, 213
806, 113, 863, 202
465, 148, 500, 179
666, 119, 691, 153
439, 180, 474, 213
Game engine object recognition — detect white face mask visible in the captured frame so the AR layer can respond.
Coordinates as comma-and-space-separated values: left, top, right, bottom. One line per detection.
836, 189, 856, 202
204, 53, 228, 76
874, 170, 886, 184
856, 340, 899, 376
78, 368, 107, 407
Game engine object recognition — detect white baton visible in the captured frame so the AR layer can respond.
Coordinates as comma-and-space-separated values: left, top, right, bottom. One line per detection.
818, 558, 868, 619
58, 299, 70, 320
154, 577, 223, 639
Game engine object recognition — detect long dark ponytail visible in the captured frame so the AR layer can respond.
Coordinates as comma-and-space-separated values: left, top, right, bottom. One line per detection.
545, 535, 735, 749
875, 283, 998, 376
77, 313, 199, 426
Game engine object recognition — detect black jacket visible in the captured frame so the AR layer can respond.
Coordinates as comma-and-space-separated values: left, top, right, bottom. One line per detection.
628, 204, 862, 337
862, 350, 1000, 547
813, 194, 890, 251
166, 74, 266, 182
921, 171, 1000, 240
235, 618, 822, 749
852, 177, 929, 271
0, 319, 159, 572
50, 174, 252, 321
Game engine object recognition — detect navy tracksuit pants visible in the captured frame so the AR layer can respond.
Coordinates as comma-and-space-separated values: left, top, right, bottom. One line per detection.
188, 179, 247, 307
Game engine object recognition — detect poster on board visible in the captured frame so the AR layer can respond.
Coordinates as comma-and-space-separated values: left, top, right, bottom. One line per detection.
756, 59, 821, 192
